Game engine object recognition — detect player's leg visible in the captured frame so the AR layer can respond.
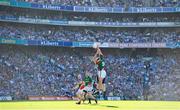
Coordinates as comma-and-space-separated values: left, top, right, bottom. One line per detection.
102, 77, 106, 99
84, 93, 92, 104
97, 69, 106, 90
82, 90, 88, 103
86, 92, 98, 104
77, 93, 85, 104
89, 93, 98, 104
97, 69, 106, 99
76, 90, 85, 104
76, 92, 81, 104
83, 85, 93, 104
84, 85, 97, 104
97, 71, 102, 90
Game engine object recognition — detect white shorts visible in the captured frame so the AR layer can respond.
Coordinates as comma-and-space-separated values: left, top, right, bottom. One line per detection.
98, 69, 106, 79
84, 86, 93, 92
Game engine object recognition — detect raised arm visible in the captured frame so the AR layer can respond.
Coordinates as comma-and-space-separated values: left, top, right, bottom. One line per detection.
97, 47, 103, 56
92, 49, 99, 64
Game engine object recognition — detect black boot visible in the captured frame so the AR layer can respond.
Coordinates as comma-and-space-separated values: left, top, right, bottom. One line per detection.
95, 99, 98, 104
103, 91, 106, 100
88, 98, 91, 104
76, 101, 81, 105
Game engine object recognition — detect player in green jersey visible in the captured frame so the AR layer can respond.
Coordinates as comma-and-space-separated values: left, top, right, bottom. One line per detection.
84, 71, 92, 86
93, 46, 106, 99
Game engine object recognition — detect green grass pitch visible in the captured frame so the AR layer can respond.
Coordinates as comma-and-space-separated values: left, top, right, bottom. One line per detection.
0, 101, 180, 110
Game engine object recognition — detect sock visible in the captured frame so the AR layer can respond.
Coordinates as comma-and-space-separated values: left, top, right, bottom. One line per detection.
88, 98, 91, 104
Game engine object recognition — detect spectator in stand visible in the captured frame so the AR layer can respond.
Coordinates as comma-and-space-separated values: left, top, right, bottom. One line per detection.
1, 7, 180, 23
0, 23, 179, 43
16, 0, 180, 7
0, 46, 179, 100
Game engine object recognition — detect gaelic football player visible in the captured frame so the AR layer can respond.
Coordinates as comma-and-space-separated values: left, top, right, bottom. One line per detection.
93, 46, 106, 98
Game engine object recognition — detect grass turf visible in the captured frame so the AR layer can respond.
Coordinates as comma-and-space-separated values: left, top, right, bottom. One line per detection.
0, 101, 179, 110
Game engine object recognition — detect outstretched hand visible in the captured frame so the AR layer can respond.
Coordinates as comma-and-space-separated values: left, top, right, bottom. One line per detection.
96, 44, 99, 49
97, 47, 103, 56
96, 46, 100, 52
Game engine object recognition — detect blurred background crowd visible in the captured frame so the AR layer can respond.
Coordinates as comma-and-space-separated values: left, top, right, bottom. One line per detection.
17, 0, 180, 7
0, 0, 179, 101
1, 6, 180, 22
0, 46, 179, 100
0, 23, 179, 43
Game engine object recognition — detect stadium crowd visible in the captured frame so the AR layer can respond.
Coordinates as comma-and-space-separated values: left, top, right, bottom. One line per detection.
0, 23, 179, 43
16, 0, 180, 7
0, 7, 180, 22
0, 46, 179, 100
0, 0, 179, 101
